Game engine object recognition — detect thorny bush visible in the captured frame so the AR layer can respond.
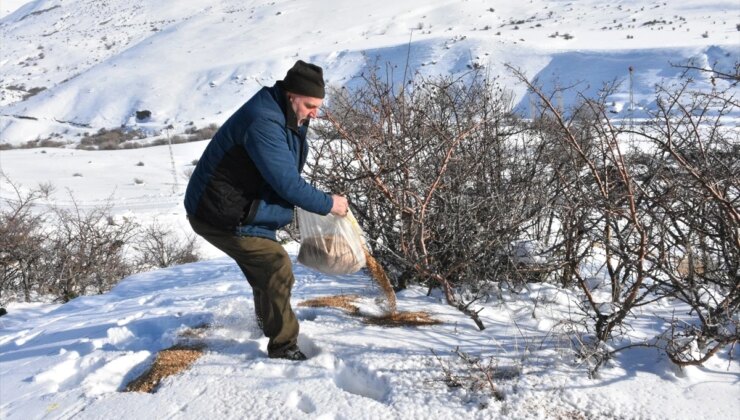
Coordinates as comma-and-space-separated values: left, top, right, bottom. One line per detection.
310, 64, 737, 370
311, 69, 554, 329
0, 179, 201, 304
510, 64, 738, 372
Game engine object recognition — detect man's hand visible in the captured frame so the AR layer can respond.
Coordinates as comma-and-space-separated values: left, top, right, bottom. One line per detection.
330, 194, 349, 217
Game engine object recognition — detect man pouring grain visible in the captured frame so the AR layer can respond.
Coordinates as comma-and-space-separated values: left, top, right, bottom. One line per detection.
184, 60, 348, 361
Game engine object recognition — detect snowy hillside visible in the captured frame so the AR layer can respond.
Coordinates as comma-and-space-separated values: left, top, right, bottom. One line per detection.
1, 0, 738, 145
0, 1, 739, 419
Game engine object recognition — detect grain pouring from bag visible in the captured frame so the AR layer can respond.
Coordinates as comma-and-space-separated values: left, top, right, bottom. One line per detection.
296, 208, 398, 314
364, 249, 397, 314
346, 211, 397, 314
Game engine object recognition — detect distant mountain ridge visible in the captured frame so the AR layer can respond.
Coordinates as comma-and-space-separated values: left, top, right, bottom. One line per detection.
1, 0, 737, 145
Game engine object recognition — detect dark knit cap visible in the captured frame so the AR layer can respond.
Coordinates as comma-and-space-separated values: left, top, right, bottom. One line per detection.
282, 60, 325, 99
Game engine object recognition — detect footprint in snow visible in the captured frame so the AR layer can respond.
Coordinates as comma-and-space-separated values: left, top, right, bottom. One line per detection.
6, 328, 44, 347
295, 307, 318, 321
285, 390, 317, 414
332, 360, 389, 403
296, 334, 321, 358
299, 353, 389, 403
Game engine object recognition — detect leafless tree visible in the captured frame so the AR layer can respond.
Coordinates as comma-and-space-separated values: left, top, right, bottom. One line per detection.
1, 183, 202, 303
134, 221, 200, 269
510, 65, 738, 371
45, 196, 139, 301
635, 79, 739, 366
0, 179, 48, 303
310, 68, 556, 329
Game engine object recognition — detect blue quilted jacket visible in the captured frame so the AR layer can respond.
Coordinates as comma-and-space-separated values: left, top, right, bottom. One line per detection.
184, 82, 332, 241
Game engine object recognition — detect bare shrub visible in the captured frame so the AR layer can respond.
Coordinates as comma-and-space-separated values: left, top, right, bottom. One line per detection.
121, 142, 142, 149
638, 78, 739, 366
169, 135, 187, 144
38, 138, 66, 148
509, 64, 739, 370
513, 70, 672, 369
0, 180, 48, 304
432, 348, 518, 402
184, 123, 219, 141
0, 180, 201, 303
46, 198, 139, 301
134, 222, 200, 269
312, 68, 554, 329
0, 181, 139, 303
38, 181, 55, 198
78, 127, 146, 150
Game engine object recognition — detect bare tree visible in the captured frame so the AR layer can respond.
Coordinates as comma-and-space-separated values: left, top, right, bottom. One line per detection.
1, 180, 202, 304
310, 68, 556, 329
0, 179, 47, 303
134, 221, 200, 269
45, 196, 138, 301
509, 64, 738, 372
636, 79, 739, 366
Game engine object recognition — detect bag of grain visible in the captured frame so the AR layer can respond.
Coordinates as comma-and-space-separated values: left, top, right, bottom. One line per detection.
296, 208, 366, 275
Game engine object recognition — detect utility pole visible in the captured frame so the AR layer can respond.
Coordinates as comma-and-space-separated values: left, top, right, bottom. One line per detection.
628, 66, 635, 145
165, 125, 179, 195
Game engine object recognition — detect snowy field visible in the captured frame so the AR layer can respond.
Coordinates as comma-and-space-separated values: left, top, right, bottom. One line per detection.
1, 239, 738, 419
1, 0, 739, 419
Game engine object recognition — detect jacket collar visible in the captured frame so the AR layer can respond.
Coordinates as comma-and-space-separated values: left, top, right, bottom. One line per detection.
275, 81, 302, 134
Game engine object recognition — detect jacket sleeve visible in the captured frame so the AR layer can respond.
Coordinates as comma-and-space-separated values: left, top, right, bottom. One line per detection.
243, 117, 333, 215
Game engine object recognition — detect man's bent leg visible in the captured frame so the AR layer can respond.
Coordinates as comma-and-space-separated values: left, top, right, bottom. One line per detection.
233, 238, 299, 353
188, 217, 299, 353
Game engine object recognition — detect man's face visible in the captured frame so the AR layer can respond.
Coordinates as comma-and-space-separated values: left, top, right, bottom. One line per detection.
288, 93, 323, 126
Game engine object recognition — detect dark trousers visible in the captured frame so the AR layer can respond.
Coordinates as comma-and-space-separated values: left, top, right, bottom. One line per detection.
188, 216, 299, 354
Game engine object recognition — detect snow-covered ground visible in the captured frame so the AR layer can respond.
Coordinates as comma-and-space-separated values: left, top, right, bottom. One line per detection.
1, 1, 739, 419
2, 243, 738, 420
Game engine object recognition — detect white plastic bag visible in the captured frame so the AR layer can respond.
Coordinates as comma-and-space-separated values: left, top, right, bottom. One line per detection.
296, 208, 366, 275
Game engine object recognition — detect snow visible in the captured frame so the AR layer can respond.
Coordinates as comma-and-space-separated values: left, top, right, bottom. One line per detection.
1, 1, 739, 419
1, 247, 738, 419
1, 0, 738, 144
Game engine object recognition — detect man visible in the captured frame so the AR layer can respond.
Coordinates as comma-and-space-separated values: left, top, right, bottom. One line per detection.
184, 60, 348, 361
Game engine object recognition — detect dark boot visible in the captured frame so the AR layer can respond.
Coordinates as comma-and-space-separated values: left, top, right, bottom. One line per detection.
268, 344, 307, 361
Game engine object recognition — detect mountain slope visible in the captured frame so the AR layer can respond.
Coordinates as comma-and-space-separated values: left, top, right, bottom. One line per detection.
1, 0, 738, 144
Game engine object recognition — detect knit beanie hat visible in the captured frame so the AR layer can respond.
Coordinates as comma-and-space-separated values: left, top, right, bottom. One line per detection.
282, 60, 325, 99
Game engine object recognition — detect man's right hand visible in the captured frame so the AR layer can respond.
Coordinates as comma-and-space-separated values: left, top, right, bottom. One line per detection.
330, 195, 349, 217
